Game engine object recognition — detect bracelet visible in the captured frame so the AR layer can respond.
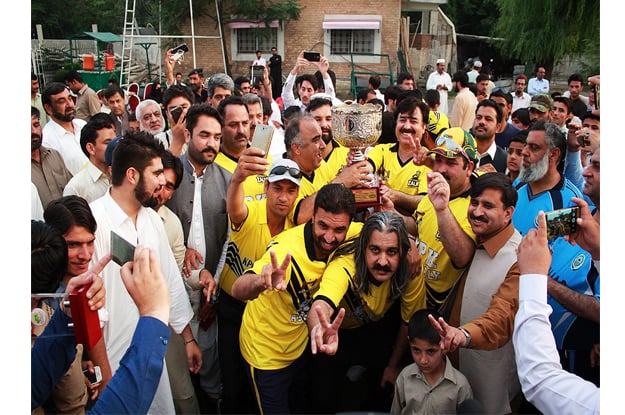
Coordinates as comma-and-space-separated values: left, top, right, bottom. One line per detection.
184, 338, 197, 345
458, 327, 471, 348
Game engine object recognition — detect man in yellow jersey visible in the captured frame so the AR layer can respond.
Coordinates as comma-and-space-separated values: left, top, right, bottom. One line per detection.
413, 127, 478, 309
231, 183, 361, 414
305, 97, 349, 179
367, 96, 432, 216
306, 211, 426, 413
215, 95, 269, 201
285, 115, 372, 225
217, 154, 301, 414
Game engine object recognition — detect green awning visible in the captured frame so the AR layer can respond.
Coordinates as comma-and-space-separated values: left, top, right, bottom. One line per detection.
80, 32, 123, 43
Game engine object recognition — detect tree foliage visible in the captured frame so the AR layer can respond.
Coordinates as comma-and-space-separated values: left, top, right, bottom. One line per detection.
492, 0, 600, 72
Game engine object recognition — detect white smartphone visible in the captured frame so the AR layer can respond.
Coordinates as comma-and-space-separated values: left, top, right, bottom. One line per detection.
250, 124, 274, 157
111, 231, 136, 266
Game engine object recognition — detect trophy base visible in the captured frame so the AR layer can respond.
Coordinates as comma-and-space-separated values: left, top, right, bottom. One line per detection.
352, 186, 381, 209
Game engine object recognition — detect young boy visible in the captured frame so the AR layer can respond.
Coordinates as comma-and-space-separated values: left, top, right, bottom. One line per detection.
391, 309, 474, 414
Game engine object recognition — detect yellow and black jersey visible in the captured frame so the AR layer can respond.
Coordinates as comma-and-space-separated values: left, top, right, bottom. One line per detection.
319, 142, 350, 181
220, 198, 296, 297
413, 191, 476, 309
215, 152, 270, 201
366, 143, 430, 196
239, 221, 362, 370
289, 164, 334, 224
315, 253, 426, 329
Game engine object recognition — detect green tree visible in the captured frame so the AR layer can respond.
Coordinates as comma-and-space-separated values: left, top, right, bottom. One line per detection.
492, 0, 600, 75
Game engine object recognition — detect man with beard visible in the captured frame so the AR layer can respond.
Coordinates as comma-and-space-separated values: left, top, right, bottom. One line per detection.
165, 104, 230, 413
427, 172, 523, 414
412, 128, 478, 309
449, 71, 477, 131
136, 99, 166, 136
151, 150, 202, 415
528, 94, 553, 128
471, 99, 508, 173
31, 106, 73, 209
42, 82, 89, 175
511, 120, 583, 235
284, 115, 371, 225
188, 68, 209, 104
215, 95, 268, 202
231, 183, 361, 415
89, 131, 198, 414
43, 195, 114, 405
306, 211, 426, 413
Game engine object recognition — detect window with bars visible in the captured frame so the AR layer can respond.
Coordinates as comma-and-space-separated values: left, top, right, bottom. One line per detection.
236, 28, 278, 54
329, 29, 375, 54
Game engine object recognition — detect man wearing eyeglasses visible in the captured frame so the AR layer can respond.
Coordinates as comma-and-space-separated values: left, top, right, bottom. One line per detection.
528, 66, 550, 97
512, 74, 531, 112
412, 128, 478, 310
217, 156, 301, 414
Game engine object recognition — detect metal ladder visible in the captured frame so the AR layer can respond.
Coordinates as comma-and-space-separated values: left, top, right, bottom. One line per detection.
120, 0, 137, 88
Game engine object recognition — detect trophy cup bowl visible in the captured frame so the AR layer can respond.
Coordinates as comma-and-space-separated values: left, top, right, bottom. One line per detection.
331, 101, 383, 207
332, 101, 382, 162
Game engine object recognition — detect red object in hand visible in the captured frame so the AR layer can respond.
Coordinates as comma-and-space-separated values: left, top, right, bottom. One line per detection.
69, 287, 102, 350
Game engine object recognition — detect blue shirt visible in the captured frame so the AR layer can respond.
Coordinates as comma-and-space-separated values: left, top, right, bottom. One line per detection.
32, 311, 170, 414
547, 238, 600, 349
512, 176, 583, 235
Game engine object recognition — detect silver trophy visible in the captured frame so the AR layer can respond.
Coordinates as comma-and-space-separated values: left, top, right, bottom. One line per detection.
332, 101, 382, 162
331, 101, 383, 207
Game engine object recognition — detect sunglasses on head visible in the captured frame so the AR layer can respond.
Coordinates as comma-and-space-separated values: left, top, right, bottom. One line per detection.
435, 135, 469, 159
492, 87, 509, 95
270, 165, 301, 179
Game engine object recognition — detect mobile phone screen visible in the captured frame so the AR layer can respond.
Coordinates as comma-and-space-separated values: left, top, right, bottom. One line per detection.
170, 106, 183, 123
544, 206, 579, 239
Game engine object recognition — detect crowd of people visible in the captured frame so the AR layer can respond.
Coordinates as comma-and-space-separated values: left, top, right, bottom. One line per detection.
31, 46, 600, 415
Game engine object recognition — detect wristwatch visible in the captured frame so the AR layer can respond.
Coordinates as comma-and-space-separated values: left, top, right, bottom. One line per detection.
458, 327, 471, 348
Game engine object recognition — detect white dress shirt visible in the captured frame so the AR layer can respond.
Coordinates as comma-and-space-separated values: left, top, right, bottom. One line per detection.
42, 118, 88, 175
90, 190, 193, 414
426, 71, 453, 115
513, 273, 600, 415
62, 161, 110, 203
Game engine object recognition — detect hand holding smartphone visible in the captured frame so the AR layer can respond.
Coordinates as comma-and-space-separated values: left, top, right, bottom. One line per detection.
111, 231, 136, 266
83, 366, 102, 386
170, 106, 184, 124
250, 124, 274, 157
544, 206, 579, 239
303, 51, 321, 62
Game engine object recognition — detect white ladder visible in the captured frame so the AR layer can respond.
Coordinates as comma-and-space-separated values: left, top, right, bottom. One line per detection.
120, 0, 137, 88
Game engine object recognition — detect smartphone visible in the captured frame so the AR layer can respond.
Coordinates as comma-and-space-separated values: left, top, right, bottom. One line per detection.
170, 106, 184, 123
544, 206, 579, 239
250, 124, 274, 156
111, 231, 136, 266
251, 65, 264, 84
593, 84, 600, 110
83, 366, 102, 385
303, 51, 321, 62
